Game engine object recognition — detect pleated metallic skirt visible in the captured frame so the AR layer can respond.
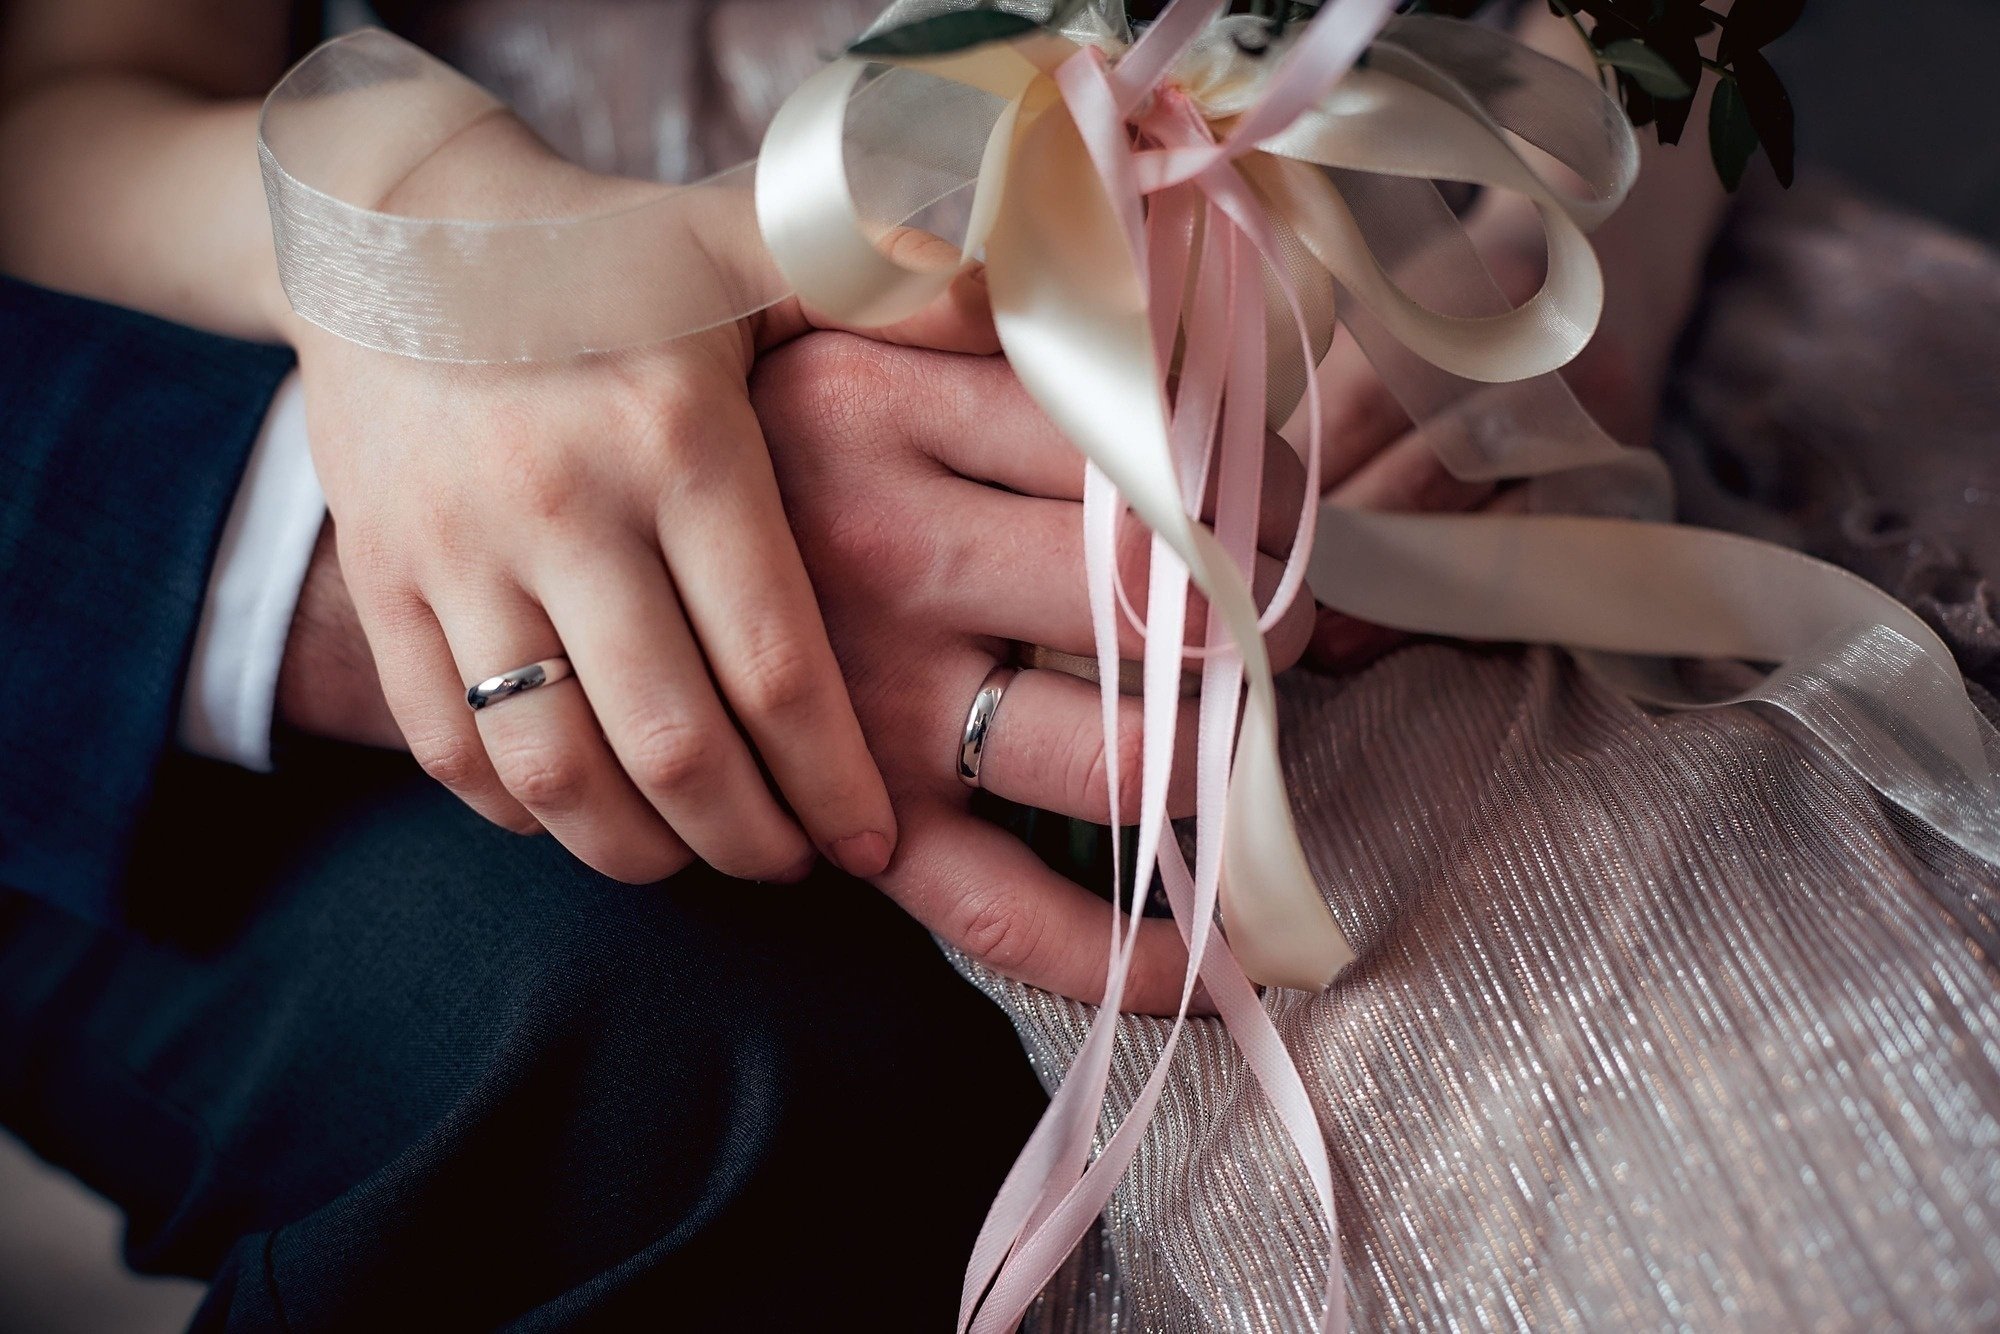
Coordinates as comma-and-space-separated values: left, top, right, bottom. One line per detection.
956, 646, 2000, 1331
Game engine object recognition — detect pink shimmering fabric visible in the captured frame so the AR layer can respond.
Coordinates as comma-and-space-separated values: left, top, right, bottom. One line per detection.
965, 645, 2000, 1331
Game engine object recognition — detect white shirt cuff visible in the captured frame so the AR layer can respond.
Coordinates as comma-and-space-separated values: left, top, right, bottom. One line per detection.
178, 372, 327, 771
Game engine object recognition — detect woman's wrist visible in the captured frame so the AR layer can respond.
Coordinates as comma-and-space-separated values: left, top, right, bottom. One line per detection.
270, 111, 669, 355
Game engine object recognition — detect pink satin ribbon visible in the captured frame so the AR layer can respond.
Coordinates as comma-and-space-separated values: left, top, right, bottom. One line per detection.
959, 8, 1399, 1328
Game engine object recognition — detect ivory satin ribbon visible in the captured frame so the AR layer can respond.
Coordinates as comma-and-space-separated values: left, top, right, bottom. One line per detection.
257, 4, 2000, 1328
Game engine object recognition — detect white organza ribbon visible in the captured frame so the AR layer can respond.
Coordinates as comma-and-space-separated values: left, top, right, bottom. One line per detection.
257, 3, 2000, 1328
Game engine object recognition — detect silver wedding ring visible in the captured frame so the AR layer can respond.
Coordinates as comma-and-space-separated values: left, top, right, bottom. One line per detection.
957, 666, 1016, 788
466, 656, 575, 711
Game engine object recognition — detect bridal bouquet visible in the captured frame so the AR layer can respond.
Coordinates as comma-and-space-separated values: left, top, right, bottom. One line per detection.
258, 2, 1999, 1328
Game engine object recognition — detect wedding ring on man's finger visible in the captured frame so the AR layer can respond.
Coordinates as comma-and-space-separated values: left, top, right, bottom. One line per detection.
1016, 643, 1201, 698
466, 656, 576, 711
957, 666, 1017, 788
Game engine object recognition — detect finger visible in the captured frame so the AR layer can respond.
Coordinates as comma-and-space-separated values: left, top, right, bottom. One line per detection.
438, 588, 694, 885
876, 801, 1200, 1015
1305, 328, 1413, 491
350, 579, 537, 835
1304, 608, 1407, 673
530, 538, 818, 883
939, 490, 1316, 671
972, 664, 1201, 825
1199, 430, 1311, 557
1324, 426, 1491, 514
806, 229, 1000, 355
655, 390, 900, 878
904, 355, 1087, 498
908, 361, 1311, 541
1307, 432, 1495, 672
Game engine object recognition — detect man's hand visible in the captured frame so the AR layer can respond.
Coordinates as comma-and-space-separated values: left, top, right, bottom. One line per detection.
752, 335, 1315, 1014
276, 519, 402, 752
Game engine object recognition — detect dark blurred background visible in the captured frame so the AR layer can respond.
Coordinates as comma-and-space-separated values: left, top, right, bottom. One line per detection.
1780, 0, 2000, 243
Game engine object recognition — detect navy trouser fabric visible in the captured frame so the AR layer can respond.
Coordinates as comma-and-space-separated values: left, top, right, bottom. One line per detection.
0, 743, 1045, 1331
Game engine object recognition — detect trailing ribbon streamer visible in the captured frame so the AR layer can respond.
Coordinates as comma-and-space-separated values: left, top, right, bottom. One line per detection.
258, 2, 2000, 1328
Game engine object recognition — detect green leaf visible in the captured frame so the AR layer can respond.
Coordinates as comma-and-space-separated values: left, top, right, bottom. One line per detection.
1707, 75, 1760, 192
1733, 49, 1795, 186
1599, 38, 1692, 99
849, 10, 1041, 58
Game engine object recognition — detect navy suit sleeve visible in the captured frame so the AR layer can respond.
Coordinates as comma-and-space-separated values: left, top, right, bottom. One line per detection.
0, 276, 297, 925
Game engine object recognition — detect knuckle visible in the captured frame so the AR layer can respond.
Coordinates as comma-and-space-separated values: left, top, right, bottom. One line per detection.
817, 503, 930, 584
497, 445, 585, 526
491, 740, 592, 813
356, 582, 433, 645
730, 635, 823, 720
332, 513, 399, 585
626, 715, 718, 798
957, 892, 1045, 974
617, 377, 706, 462
755, 333, 901, 445
1077, 716, 1145, 822
409, 728, 484, 791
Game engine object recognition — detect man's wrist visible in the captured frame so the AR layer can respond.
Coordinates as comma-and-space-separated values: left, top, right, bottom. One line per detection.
276, 519, 403, 750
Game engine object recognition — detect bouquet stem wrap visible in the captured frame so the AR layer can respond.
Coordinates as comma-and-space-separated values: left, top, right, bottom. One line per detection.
258, 2, 2000, 1327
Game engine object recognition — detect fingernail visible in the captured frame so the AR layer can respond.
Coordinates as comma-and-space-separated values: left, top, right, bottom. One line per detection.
828, 831, 892, 878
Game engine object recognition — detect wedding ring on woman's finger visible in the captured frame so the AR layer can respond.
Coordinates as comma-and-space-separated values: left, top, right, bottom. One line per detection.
466, 656, 576, 711
957, 665, 1017, 788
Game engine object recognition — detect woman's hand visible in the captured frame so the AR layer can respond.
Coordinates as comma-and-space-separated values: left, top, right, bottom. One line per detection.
296, 113, 991, 887
1304, 3, 1730, 672
1300, 225, 1678, 668
751, 334, 1316, 1012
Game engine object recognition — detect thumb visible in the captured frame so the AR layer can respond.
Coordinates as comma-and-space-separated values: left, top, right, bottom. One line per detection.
756, 227, 1001, 356
838, 228, 999, 354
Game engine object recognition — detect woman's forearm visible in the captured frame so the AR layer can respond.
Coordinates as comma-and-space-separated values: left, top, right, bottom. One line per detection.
0, 0, 296, 338
0, 9, 647, 349
0, 77, 286, 339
